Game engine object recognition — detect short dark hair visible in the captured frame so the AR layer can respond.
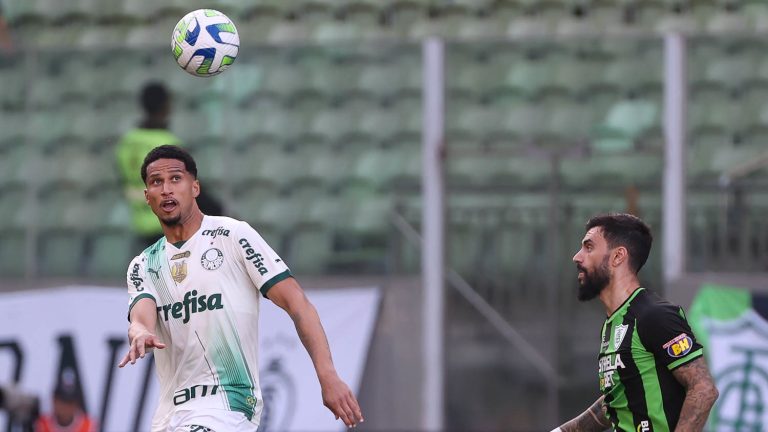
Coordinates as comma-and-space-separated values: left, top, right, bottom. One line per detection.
585, 213, 653, 273
140, 82, 170, 115
140, 145, 198, 184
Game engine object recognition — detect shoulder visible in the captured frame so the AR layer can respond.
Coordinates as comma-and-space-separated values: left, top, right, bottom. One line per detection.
632, 290, 685, 329
202, 216, 254, 244
204, 215, 246, 233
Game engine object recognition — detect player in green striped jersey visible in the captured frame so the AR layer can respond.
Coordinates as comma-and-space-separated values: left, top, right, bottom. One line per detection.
551, 213, 718, 432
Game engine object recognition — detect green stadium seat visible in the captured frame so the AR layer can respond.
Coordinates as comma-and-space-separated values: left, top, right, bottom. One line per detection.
258, 61, 309, 100
267, 20, 312, 44
87, 229, 136, 278
358, 107, 402, 143
306, 106, 360, 145
690, 87, 745, 136
689, 131, 731, 180
500, 103, 549, 141
706, 8, 751, 35
504, 55, 557, 99
287, 226, 334, 275
387, 1, 429, 36
456, 16, 507, 40
701, 54, 756, 93
0, 66, 26, 110
591, 97, 659, 152
357, 62, 408, 100
447, 102, 502, 142
0, 111, 26, 148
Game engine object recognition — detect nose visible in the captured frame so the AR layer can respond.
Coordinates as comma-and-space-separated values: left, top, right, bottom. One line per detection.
161, 181, 173, 195
572, 250, 582, 264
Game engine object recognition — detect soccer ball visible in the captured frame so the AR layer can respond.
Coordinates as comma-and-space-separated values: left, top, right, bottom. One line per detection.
171, 9, 240, 77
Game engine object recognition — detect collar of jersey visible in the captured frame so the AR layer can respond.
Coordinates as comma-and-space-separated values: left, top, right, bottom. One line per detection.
165, 215, 208, 250
607, 287, 645, 321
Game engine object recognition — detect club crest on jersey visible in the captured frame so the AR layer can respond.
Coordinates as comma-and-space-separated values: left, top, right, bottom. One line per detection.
664, 333, 693, 358
201, 248, 224, 270
171, 261, 188, 283
614, 324, 629, 350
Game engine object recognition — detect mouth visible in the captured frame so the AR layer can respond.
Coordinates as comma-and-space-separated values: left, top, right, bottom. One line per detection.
160, 199, 178, 213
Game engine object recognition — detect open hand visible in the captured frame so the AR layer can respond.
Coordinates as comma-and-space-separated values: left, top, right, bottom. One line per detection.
321, 374, 364, 428
118, 331, 166, 367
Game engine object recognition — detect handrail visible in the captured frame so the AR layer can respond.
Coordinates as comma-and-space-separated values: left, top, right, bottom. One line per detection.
390, 210, 563, 382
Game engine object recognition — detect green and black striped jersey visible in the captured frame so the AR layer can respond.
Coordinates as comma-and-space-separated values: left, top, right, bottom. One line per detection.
598, 288, 703, 432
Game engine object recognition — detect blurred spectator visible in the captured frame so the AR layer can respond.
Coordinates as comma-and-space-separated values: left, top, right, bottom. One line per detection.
0, 384, 39, 431
116, 82, 222, 250
33, 382, 96, 432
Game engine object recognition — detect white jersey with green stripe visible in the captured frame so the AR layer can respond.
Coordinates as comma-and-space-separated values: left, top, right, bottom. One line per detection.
126, 215, 291, 432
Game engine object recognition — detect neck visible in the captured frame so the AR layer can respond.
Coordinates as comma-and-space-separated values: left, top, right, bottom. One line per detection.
162, 208, 204, 244
598, 271, 642, 316
141, 117, 168, 130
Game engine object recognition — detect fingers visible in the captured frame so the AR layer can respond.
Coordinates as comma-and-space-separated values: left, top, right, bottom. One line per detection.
327, 392, 363, 428
117, 352, 130, 368
117, 335, 164, 368
149, 338, 166, 349
343, 393, 364, 427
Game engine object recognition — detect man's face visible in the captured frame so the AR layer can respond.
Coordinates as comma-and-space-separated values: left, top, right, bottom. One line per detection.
52, 398, 79, 426
572, 227, 612, 301
144, 158, 199, 227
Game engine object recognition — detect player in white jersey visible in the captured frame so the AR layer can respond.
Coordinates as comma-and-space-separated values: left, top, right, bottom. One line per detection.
118, 145, 363, 432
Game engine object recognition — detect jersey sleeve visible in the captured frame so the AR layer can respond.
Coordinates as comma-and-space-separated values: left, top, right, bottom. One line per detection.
637, 305, 704, 371
235, 221, 291, 298
126, 254, 157, 320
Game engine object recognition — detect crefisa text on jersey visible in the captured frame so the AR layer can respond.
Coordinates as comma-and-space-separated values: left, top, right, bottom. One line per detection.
157, 289, 224, 324
239, 238, 269, 276
202, 226, 230, 238
130, 263, 143, 291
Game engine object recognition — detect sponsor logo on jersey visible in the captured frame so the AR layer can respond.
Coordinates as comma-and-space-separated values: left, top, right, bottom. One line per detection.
239, 238, 269, 276
614, 324, 628, 350
157, 290, 223, 323
171, 251, 191, 260
664, 333, 693, 358
201, 248, 224, 270
130, 263, 143, 291
171, 261, 188, 283
173, 384, 219, 406
636, 420, 651, 432
202, 227, 230, 239
598, 353, 625, 390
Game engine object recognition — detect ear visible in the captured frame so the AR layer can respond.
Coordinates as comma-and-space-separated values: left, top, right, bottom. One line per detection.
144, 189, 149, 204
612, 246, 628, 268
193, 180, 200, 198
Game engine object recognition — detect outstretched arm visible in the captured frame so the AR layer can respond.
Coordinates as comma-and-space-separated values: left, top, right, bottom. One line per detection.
672, 357, 719, 431
552, 396, 610, 432
267, 277, 364, 427
118, 298, 165, 367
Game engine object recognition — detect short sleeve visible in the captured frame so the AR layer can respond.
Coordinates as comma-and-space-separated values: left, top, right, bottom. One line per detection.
126, 254, 157, 320
637, 305, 704, 371
234, 221, 291, 298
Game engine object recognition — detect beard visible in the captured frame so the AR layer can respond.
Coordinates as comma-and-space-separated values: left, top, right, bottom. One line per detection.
577, 255, 611, 301
160, 214, 181, 226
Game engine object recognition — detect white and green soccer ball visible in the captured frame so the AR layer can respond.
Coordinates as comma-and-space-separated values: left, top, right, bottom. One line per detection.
171, 9, 240, 77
